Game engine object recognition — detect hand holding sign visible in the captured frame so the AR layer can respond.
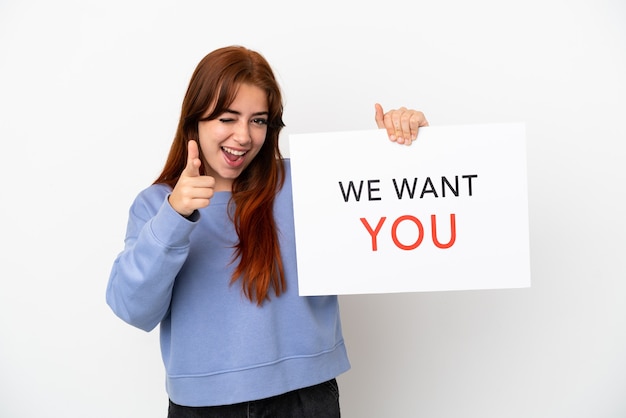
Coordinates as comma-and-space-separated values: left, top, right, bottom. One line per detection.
375, 103, 429, 146
169, 140, 215, 217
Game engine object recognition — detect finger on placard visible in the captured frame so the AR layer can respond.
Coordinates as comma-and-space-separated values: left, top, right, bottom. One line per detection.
398, 109, 412, 145
184, 140, 201, 177
411, 111, 428, 141
389, 108, 407, 145
375, 103, 398, 142
410, 112, 428, 141
374, 103, 385, 129
385, 108, 403, 143
409, 115, 419, 142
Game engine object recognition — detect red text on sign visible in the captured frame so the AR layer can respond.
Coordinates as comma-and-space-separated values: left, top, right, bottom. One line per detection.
360, 214, 457, 251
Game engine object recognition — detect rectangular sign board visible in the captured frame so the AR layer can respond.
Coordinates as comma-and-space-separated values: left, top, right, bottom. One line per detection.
288, 123, 530, 296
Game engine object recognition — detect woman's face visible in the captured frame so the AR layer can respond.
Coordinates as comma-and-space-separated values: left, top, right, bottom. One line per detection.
198, 83, 268, 191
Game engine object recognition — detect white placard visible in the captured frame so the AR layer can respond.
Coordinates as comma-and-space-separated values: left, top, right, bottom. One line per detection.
288, 123, 531, 296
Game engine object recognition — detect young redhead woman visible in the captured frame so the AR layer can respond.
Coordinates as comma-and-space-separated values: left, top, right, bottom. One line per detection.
106, 45, 428, 417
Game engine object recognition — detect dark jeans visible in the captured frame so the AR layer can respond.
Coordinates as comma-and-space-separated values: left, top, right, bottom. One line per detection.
168, 379, 340, 418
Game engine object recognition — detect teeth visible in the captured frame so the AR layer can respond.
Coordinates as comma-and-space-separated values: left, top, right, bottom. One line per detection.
222, 147, 246, 156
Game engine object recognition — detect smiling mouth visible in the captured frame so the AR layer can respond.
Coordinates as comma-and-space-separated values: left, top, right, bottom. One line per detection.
222, 146, 247, 162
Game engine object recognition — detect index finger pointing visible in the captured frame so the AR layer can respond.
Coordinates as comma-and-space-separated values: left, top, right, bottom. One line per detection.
184, 140, 201, 177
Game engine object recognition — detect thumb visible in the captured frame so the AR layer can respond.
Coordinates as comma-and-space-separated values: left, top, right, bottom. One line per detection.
374, 103, 385, 128
183, 140, 201, 177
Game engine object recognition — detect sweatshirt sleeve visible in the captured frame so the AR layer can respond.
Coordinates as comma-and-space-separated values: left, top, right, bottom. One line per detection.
106, 186, 198, 332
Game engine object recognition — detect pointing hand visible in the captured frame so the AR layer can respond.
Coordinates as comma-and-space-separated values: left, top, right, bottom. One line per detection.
168, 140, 215, 217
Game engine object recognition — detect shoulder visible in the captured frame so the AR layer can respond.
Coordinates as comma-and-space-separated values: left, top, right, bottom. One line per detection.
130, 183, 173, 217
136, 183, 172, 202
275, 158, 293, 209
279, 158, 292, 191
281, 158, 291, 181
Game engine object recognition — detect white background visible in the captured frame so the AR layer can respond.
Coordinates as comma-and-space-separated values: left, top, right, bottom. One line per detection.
1, 1, 624, 417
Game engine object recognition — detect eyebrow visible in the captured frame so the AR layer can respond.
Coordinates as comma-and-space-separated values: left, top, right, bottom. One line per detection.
223, 108, 269, 117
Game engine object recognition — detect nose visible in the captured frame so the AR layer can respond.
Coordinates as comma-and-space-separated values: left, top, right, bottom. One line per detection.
233, 121, 251, 146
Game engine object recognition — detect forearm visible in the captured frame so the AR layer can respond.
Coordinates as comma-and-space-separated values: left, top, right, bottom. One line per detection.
106, 195, 196, 331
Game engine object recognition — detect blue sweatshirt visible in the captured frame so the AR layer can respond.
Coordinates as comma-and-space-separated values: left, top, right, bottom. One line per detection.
106, 159, 350, 407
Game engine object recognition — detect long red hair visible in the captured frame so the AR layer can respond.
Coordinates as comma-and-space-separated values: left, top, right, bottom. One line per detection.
154, 46, 286, 304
